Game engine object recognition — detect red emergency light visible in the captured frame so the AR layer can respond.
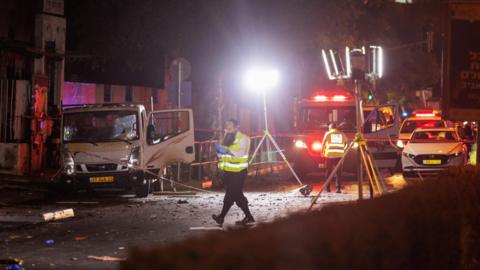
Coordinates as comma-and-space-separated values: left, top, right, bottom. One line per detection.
332, 95, 347, 101
312, 94, 349, 102
313, 95, 328, 102
413, 109, 439, 117
311, 141, 322, 152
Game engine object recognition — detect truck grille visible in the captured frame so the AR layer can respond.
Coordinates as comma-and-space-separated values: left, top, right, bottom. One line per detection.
413, 154, 448, 165
85, 163, 118, 172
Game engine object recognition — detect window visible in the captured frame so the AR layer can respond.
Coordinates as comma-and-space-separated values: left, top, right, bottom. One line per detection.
126, 86, 132, 102
147, 111, 189, 145
104, 85, 111, 102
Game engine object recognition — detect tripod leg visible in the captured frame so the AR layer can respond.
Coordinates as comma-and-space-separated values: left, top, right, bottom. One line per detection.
359, 145, 379, 194
249, 133, 268, 164
265, 133, 304, 186
308, 142, 354, 211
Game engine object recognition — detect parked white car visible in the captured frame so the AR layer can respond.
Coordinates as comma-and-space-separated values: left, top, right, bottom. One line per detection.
401, 127, 467, 178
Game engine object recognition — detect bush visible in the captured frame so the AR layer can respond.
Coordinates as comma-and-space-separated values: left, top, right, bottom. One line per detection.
122, 166, 480, 270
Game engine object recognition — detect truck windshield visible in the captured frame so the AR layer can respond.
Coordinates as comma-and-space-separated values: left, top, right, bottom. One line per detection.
299, 106, 356, 131
63, 110, 139, 143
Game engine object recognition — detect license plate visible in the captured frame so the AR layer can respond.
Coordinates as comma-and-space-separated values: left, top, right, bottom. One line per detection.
90, 176, 114, 183
423, 159, 441, 165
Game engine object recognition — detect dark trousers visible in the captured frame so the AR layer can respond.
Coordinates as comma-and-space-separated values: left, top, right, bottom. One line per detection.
219, 170, 252, 218
325, 157, 342, 192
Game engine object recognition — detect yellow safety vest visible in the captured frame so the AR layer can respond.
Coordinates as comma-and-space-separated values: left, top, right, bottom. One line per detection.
322, 129, 347, 158
217, 132, 251, 172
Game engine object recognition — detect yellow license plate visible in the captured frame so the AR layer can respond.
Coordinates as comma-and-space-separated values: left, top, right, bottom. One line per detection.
423, 159, 441, 165
90, 176, 114, 183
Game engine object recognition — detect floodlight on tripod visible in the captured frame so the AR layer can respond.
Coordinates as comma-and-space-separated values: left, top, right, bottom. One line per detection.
244, 67, 312, 196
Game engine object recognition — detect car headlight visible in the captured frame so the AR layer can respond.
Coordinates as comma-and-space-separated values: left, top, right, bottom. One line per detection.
396, 140, 404, 148
402, 152, 415, 159
449, 152, 462, 158
294, 140, 308, 149
63, 151, 75, 175
128, 146, 141, 168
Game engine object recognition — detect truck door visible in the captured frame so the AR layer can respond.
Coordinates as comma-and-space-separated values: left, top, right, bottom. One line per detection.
143, 109, 195, 170
362, 105, 400, 171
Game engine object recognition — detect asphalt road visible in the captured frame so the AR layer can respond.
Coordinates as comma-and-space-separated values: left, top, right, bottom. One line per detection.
0, 173, 406, 270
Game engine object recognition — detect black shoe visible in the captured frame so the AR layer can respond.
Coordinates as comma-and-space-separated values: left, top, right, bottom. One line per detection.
335, 189, 341, 194
235, 216, 255, 225
212, 214, 224, 225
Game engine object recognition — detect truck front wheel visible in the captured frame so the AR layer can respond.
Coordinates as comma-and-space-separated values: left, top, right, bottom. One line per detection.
135, 179, 151, 198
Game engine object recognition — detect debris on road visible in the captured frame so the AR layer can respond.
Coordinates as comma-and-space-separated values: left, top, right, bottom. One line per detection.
189, 226, 223, 231
45, 239, 54, 245
153, 191, 197, 196
74, 235, 88, 241
56, 201, 99, 205
177, 200, 188, 204
87, 255, 126, 262
42, 208, 75, 222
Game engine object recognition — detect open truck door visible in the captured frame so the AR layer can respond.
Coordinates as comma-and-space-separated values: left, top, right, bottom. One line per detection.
362, 104, 401, 173
143, 109, 195, 171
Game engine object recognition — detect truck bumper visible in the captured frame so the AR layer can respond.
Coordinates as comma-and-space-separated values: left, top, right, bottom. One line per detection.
61, 170, 145, 191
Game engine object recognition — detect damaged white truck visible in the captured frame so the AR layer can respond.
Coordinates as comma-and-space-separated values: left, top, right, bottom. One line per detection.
60, 104, 195, 197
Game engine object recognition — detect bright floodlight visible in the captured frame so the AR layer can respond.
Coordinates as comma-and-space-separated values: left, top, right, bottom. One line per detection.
244, 67, 279, 92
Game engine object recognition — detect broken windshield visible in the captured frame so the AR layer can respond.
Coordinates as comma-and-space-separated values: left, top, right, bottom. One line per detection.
63, 110, 139, 143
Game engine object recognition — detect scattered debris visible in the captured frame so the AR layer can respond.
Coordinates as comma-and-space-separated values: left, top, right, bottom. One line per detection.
45, 239, 54, 245
87, 255, 126, 262
0, 208, 75, 223
153, 191, 197, 196
189, 226, 223, 231
71, 257, 78, 261
74, 235, 88, 241
43, 209, 75, 222
118, 246, 126, 250
177, 200, 188, 204
56, 201, 99, 205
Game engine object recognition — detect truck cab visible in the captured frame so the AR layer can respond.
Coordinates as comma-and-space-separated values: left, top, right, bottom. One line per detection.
291, 89, 401, 178
60, 104, 195, 197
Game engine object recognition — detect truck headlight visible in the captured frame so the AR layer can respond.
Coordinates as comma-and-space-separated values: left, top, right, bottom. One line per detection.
449, 152, 461, 158
128, 146, 141, 168
396, 140, 404, 148
63, 151, 75, 175
295, 140, 308, 149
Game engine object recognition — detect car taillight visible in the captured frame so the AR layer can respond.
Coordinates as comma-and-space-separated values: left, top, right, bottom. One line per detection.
311, 141, 322, 152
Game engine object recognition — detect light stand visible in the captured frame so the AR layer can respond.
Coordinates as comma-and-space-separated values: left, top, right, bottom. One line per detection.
245, 68, 312, 196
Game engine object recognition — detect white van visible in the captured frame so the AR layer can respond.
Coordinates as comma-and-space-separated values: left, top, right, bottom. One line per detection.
60, 104, 195, 197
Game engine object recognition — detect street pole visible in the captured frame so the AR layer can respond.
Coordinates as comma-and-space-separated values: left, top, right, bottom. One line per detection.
177, 62, 182, 108
477, 121, 480, 167
262, 91, 272, 162
355, 80, 363, 200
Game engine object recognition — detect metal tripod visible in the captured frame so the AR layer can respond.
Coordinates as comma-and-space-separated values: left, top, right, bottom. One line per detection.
308, 132, 387, 211
249, 92, 312, 196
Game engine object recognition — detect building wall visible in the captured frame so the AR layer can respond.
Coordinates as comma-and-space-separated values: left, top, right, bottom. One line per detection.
63, 81, 169, 111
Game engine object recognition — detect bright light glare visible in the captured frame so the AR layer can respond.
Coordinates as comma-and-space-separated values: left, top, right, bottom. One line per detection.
295, 140, 308, 149
396, 140, 404, 148
244, 67, 279, 92
313, 95, 328, 102
332, 95, 347, 102
312, 141, 322, 151
415, 113, 435, 117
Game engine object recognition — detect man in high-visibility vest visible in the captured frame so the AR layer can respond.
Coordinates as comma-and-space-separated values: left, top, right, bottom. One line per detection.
212, 119, 254, 226
321, 122, 347, 193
